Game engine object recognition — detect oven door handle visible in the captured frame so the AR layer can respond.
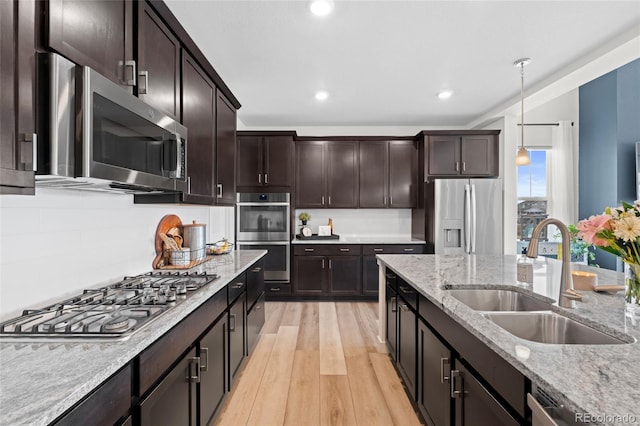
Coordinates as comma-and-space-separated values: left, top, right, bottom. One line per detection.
236, 202, 291, 207
236, 241, 291, 246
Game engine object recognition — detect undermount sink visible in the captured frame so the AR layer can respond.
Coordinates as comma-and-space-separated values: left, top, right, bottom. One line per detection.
447, 289, 552, 312
482, 312, 629, 345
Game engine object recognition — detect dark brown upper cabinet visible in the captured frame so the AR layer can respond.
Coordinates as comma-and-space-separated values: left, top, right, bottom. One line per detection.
359, 140, 416, 208
47, 0, 135, 91
236, 132, 295, 192
421, 131, 499, 178
296, 140, 359, 208
1, 0, 36, 195
181, 51, 215, 205
215, 91, 237, 206
137, 1, 180, 118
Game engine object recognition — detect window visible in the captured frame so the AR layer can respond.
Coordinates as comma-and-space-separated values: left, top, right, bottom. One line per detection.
517, 150, 548, 240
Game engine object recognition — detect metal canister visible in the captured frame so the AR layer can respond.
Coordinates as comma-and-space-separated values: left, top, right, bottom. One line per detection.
183, 220, 207, 260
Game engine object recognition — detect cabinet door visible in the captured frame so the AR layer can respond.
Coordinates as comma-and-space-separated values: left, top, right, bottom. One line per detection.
418, 320, 452, 426
293, 255, 326, 295
460, 135, 496, 176
398, 301, 417, 400
453, 361, 520, 426
181, 52, 215, 204
326, 141, 359, 208
247, 293, 266, 354
359, 141, 388, 208
362, 255, 380, 296
47, 0, 134, 90
247, 259, 265, 309
264, 136, 294, 188
199, 316, 227, 426
0, 0, 36, 194
236, 135, 263, 187
389, 140, 416, 208
140, 348, 197, 426
427, 135, 460, 176
386, 285, 398, 361
215, 91, 237, 205
296, 141, 326, 208
228, 295, 245, 387
328, 256, 361, 296
137, 1, 180, 118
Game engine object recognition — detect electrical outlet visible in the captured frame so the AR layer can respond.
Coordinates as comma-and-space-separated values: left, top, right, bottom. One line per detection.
517, 262, 534, 283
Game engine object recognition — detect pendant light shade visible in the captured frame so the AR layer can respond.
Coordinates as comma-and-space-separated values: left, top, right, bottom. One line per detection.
514, 58, 531, 166
515, 146, 531, 165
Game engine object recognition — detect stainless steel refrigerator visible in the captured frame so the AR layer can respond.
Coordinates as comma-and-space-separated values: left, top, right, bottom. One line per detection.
430, 179, 503, 255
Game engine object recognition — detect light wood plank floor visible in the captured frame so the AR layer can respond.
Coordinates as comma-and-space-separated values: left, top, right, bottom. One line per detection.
215, 301, 423, 426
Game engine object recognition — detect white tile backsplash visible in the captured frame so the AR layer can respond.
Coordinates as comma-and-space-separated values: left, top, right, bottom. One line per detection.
293, 208, 412, 237
0, 188, 234, 321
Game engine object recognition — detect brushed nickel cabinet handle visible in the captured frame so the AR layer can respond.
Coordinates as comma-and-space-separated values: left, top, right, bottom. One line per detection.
374, 248, 384, 252
339, 248, 350, 252
450, 370, 463, 398
270, 287, 281, 292
124, 60, 136, 86
265, 174, 268, 184
187, 357, 201, 383
304, 248, 315, 252
138, 70, 149, 94
403, 248, 414, 252
258, 173, 262, 184
200, 348, 209, 372
440, 357, 450, 383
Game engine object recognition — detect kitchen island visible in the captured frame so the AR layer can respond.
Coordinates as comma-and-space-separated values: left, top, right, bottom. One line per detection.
377, 254, 639, 425
0, 250, 266, 426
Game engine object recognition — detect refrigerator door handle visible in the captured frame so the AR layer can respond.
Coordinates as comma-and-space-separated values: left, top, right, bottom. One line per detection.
464, 184, 471, 254
471, 183, 477, 253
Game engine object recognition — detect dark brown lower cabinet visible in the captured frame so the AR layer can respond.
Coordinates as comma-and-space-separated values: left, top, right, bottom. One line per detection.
247, 293, 266, 354
328, 256, 362, 296
397, 296, 417, 400
199, 315, 228, 426
418, 319, 452, 426
387, 275, 529, 426
53, 364, 132, 426
452, 361, 520, 426
293, 255, 325, 295
386, 282, 398, 361
362, 256, 379, 296
228, 293, 246, 388
140, 348, 198, 426
362, 245, 428, 297
293, 254, 361, 296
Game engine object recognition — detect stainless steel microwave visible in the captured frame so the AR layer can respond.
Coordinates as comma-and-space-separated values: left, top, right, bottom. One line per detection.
36, 53, 188, 193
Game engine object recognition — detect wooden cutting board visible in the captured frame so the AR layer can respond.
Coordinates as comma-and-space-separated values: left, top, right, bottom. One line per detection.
152, 214, 182, 269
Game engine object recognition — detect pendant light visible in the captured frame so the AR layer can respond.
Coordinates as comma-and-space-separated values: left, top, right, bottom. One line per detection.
514, 58, 531, 166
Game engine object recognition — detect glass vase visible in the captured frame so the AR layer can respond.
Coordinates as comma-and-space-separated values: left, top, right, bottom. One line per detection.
624, 263, 640, 324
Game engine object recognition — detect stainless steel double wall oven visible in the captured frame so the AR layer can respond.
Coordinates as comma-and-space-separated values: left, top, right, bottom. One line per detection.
236, 193, 290, 283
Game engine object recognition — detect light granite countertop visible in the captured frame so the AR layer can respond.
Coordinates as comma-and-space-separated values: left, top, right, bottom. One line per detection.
0, 250, 266, 426
376, 254, 640, 426
292, 234, 427, 245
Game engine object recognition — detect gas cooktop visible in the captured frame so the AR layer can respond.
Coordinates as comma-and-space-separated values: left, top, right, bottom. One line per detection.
0, 270, 219, 340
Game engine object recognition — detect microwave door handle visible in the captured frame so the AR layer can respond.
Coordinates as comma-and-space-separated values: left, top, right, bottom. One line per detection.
174, 133, 182, 179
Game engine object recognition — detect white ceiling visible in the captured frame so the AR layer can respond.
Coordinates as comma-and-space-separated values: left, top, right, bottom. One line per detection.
164, 0, 640, 128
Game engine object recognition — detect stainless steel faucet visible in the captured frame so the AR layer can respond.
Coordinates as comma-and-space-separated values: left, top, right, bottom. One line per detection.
526, 218, 576, 308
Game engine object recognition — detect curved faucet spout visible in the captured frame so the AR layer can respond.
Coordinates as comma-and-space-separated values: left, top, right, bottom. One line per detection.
526, 218, 576, 308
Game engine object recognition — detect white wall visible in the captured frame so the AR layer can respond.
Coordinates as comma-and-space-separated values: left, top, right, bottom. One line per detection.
0, 189, 234, 321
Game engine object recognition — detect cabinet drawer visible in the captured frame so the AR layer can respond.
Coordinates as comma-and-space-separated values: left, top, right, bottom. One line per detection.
362, 244, 425, 255
265, 283, 291, 296
228, 273, 247, 304
294, 244, 361, 256
247, 293, 266, 354
397, 278, 418, 311
54, 364, 132, 426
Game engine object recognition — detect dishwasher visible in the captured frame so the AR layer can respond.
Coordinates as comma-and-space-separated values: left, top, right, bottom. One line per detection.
528, 385, 588, 426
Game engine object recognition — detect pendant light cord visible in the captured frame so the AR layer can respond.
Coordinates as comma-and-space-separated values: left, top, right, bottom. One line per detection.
520, 62, 525, 150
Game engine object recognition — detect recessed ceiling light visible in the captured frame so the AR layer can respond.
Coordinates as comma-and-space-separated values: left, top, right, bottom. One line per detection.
437, 90, 453, 100
315, 90, 329, 101
310, 0, 334, 17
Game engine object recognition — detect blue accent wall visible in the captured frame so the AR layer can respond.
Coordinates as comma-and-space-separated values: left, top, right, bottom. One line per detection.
579, 58, 640, 270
